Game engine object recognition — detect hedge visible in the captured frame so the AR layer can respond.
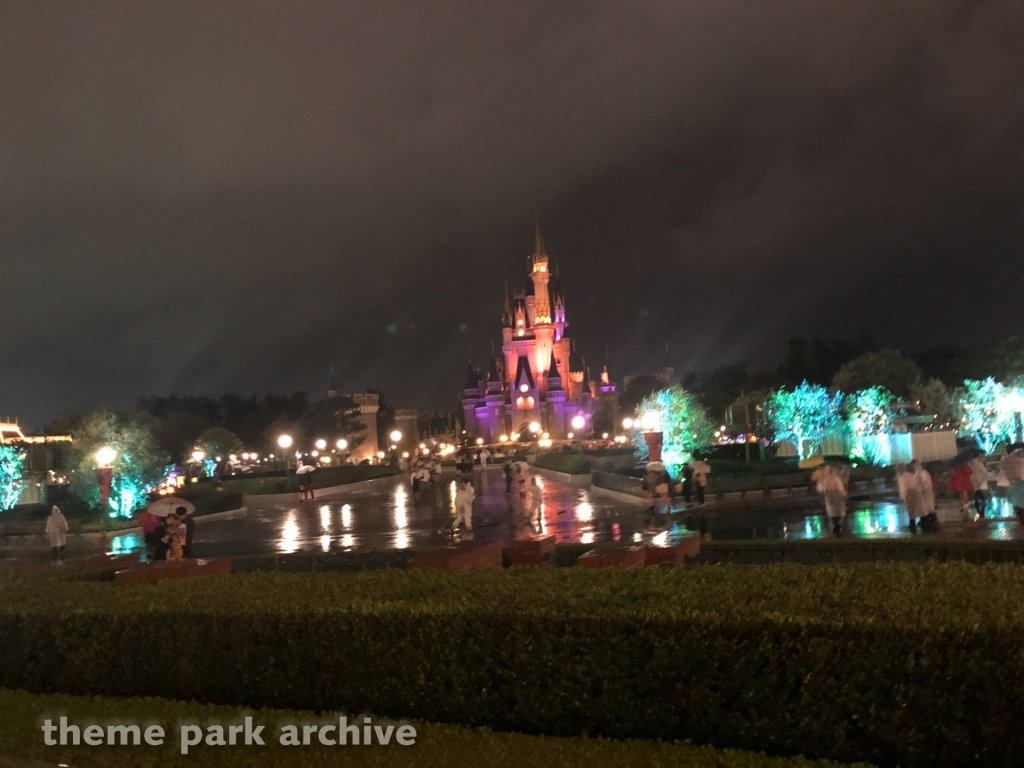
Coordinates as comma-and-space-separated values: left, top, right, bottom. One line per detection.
0, 688, 859, 768
175, 464, 397, 498
2, 564, 1024, 766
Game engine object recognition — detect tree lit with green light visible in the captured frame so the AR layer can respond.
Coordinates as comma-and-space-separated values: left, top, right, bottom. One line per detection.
70, 412, 167, 518
0, 446, 26, 511
846, 386, 897, 464
631, 385, 714, 477
954, 378, 1023, 452
767, 382, 843, 459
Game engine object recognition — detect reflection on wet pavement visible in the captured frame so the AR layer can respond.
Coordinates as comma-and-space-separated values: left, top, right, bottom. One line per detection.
7, 469, 1022, 560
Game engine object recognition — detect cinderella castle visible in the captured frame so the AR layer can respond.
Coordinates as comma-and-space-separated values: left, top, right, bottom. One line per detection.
461, 227, 617, 442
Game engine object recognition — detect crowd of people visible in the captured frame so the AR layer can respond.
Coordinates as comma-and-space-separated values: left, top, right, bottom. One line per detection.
137, 506, 195, 561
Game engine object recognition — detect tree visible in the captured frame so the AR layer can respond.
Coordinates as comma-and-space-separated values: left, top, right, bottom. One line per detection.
69, 411, 168, 518
298, 397, 367, 454
910, 378, 954, 429
618, 375, 665, 416
151, 412, 213, 460
630, 386, 715, 477
832, 349, 921, 399
845, 387, 897, 464
767, 382, 843, 459
953, 378, 1021, 452
194, 427, 244, 461
0, 447, 26, 511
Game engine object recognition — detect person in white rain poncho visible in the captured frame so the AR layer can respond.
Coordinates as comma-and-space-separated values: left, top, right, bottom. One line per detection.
814, 466, 847, 536
913, 460, 937, 530
452, 478, 475, 532
45, 505, 69, 563
525, 476, 544, 525
897, 464, 926, 531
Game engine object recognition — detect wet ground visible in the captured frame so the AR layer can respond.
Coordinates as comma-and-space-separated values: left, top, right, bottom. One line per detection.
4, 468, 1023, 561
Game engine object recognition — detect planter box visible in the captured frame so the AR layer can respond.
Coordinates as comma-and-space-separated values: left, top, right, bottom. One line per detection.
577, 546, 645, 569
644, 533, 700, 565
113, 558, 232, 584
407, 541, 504, 571
508, 535, 556, 568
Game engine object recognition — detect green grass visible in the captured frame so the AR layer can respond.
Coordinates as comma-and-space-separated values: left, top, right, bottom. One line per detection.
0, 689, 864, 768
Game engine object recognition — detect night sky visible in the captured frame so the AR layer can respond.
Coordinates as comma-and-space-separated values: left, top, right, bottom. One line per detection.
2, 1, 1021, 426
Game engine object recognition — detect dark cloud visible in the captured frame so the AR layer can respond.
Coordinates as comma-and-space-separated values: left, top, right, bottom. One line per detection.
0, 0, 1020, 425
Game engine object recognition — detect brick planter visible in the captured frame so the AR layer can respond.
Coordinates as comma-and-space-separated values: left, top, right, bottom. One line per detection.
113, 557, 232, 584
644, 532, 701, 565
407, 540, 504, 571
577, 546, 645, 569
508, 535, 556, 568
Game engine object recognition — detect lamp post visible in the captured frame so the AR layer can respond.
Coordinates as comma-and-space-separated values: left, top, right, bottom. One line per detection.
277, 434, 293, 474
95, 446, 116, 516
640, 412, 663, 463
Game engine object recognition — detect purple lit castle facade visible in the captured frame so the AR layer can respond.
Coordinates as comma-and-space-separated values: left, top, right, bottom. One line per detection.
461, 228, 617, 442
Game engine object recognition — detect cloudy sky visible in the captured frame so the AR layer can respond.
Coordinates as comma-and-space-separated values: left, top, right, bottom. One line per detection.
1, 0, 1021, 426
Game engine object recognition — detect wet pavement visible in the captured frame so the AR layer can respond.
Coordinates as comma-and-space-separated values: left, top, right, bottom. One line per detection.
4, 468, 1024, 562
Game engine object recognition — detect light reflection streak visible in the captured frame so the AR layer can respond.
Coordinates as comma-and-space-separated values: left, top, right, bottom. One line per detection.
280, 511, 299, 553
341, 503, 352, 529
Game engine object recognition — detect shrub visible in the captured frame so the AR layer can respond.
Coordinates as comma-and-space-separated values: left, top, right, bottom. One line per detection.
1, 564, 1022, 767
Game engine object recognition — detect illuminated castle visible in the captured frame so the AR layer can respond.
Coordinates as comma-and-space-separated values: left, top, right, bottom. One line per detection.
461, 227, 617, 442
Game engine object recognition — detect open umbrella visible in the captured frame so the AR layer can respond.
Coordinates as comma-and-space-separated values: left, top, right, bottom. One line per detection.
645, 461, 667, 473
146, 497, 196, 518
688, 460, 712, 474
296, 464, 316, 475
798, 455, 825, 469
950, 449, 981, 468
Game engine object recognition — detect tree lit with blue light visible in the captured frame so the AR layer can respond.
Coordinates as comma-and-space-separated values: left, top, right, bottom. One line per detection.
767, 382, 843, 460
0, 446, 26, 511
631, 385, 714, 477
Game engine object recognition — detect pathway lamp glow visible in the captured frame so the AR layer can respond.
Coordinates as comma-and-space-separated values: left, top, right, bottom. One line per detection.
336, 439, 348, 450
499, 435, 508, 442
571, 415, 586, 430
277, 434, 293, 450
622, 417, 634, 430
528, 422, 541, 434
476, 437, 484, 445
390, 430, 402, 443
191, 449, 206, 463
315, 439, 327, 450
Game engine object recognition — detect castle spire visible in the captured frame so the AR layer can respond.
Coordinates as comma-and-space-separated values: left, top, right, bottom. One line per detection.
502, 280, 513, 325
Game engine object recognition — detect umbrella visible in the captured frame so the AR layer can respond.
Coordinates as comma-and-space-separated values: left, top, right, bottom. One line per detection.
146, 497, 196, 518
296, 464, 316, 475
688, 460, 712, 474
950, 449, 981, 468
798, 455, 825, 469
509, 461, 530, 474
645, 461, 667, 473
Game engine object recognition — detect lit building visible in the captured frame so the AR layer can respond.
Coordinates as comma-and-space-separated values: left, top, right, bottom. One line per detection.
461, 227, 616, 442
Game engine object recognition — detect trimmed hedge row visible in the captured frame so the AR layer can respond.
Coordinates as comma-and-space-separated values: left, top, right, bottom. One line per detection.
0, 688, 859, 768
2, 564, 1024, 766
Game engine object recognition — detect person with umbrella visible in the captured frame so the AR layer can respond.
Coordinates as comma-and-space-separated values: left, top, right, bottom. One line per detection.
144, 497, 196, 560
689, 458, 711, 506
949, 451, 977, 520
1001, 444, 1024, 523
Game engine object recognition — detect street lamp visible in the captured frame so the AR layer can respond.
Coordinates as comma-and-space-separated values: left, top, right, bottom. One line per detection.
336, 439, 348, 450
277, 435, 293, 474
528, 422, 541, 434
390, 430, 402, 443
622, 417, 634, 430
191, 449, 205, 463
315, 439, 327, 450
95, 447, 116, 516
476, 437, 484, 445
571, 415, 585, 430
